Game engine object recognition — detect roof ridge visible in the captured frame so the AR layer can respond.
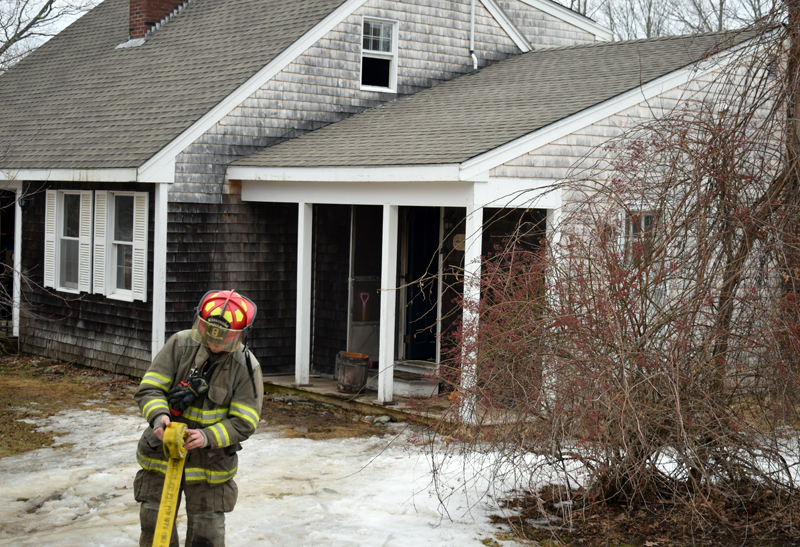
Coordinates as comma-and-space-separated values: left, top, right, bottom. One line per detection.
525, 28, 750, 55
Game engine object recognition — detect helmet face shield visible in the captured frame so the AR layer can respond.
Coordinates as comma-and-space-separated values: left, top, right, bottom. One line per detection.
190, 315, 244, 353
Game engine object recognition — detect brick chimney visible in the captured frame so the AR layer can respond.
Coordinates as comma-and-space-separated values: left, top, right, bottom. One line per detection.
129, 0, 186, 39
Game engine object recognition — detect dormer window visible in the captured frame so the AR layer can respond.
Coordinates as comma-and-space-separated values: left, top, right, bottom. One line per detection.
361, 18, 398, 92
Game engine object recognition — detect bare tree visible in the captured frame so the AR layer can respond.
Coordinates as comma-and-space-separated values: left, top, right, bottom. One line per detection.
0, 0, 97, 73
557, 0, 771, 40
419, 15, 800, 544
599, 0, 673, 39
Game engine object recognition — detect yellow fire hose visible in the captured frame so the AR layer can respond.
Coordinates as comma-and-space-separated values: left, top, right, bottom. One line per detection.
153, 422, 188, 547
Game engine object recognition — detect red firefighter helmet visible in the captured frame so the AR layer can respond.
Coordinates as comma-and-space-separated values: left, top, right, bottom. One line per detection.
190, 290, 257, 353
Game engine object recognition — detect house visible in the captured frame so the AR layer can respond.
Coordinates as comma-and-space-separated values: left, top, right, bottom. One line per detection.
0, 0, 749, 403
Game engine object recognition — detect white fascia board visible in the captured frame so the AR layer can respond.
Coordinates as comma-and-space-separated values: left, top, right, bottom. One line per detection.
460, 47, 740, 180
137, 0, 369, 180
241, 179, 475, 208
480, 0, 532, 52
228, 164, 461, 182
476, 177, 561, 209
516, 0, 613, 41
0, 168, 138, 183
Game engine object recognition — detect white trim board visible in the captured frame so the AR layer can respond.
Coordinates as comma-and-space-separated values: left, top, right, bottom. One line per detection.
474, 177, 561, 209
229, 164, 461, 182
242, 179, 477, 207
0, 168, 138, 183
137, 0, 369, 183
459, 42, 745, 180
481, 0, 532, 52
516, 0, 613, 41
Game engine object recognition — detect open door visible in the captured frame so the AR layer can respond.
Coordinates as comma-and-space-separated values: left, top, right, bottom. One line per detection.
403, 207, 440, 362
347, 205, 383, 363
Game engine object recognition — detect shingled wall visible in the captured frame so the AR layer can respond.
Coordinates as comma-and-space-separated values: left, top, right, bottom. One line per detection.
496, 0, 596, 48
165, 193, 298, 372
19, 182, 155, 377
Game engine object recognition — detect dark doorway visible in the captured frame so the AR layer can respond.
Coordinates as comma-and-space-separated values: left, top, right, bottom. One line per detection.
348, 205, 383, 362
404, 207, 440, 361
0, 191, 15, 328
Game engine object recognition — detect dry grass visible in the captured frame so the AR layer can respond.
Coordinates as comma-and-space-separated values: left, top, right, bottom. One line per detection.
0, 355, 138, 459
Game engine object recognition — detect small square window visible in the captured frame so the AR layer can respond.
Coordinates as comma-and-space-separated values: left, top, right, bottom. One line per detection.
363, 20, 393, 53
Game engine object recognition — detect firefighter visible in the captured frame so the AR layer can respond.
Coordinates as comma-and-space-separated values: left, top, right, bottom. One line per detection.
133, 290, 263, 547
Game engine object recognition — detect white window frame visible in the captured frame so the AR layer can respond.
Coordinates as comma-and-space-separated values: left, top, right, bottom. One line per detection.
624, 209, 659, 261
360, 17, 399, 93
44, 190, 93, 294
94, 191, 149, 302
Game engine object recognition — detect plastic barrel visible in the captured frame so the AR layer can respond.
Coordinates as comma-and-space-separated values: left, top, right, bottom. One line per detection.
336, 351, 369, 393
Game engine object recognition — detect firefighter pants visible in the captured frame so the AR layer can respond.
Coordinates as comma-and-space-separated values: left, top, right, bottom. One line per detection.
139, 500, 226, 547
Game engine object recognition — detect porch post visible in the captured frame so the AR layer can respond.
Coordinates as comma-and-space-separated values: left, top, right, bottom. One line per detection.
12, 187, 21, 337
151, 182, 169, 358
295, 202, 313, 386
460, 199, 483, 423
378, 204, 398, 404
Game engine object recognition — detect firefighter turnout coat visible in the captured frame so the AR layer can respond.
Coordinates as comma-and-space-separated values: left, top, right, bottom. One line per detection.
133, 330, 264, 513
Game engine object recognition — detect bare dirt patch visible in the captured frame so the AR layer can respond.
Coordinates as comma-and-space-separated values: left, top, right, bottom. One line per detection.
258, 393, 403, 440
0, 355, 403, 459
0, 355, 139, 459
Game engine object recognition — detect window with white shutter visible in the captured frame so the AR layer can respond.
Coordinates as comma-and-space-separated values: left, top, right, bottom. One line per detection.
44, 190, 93, 293
97, 191, 148, 302
45, 189, 148, 301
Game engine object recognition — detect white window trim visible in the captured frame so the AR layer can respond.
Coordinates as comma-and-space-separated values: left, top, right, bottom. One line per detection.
44, 189, 93, 294
94, 191, 149, 302
360, 16, 398, 93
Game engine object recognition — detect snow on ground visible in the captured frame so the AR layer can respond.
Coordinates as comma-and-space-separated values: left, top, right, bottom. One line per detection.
0, 404, 522, 546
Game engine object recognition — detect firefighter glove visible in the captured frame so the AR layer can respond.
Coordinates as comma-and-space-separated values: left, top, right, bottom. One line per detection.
167, 377, 209, 413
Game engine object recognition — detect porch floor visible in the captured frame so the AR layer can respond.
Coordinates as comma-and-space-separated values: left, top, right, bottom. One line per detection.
262, 374, 447, 422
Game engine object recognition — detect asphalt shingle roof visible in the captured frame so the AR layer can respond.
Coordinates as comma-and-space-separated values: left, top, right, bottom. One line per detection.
0, 0, 347, 169
233, 31, 752, 169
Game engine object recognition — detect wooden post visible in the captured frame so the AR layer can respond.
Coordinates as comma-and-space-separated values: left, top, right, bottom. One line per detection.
295, 203, 313, 387
12, 187, 21, 338
151, 182, 169, 358
378, 204, 398, 404
460, 200, 482, 423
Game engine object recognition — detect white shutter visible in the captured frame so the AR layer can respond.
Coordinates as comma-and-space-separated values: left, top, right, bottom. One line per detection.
132, 193, 149, 302
93, 191, 108, 295
43, 190, 57, 288
78, 191, 93, 293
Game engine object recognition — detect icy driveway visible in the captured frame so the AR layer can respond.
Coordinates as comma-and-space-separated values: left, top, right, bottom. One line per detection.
0, 406, 517, 546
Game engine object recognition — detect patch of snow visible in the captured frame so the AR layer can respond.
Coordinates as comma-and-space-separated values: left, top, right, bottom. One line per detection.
0, 406, 521, 546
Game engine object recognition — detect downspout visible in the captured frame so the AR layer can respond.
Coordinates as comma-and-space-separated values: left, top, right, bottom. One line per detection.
470, 0, 478, 73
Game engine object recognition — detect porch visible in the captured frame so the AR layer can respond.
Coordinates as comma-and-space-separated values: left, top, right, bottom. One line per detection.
236, 174, 561, 414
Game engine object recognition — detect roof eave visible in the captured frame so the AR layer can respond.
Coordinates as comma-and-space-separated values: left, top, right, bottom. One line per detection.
228, 163, 463, 183
0, 168, 140, 183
